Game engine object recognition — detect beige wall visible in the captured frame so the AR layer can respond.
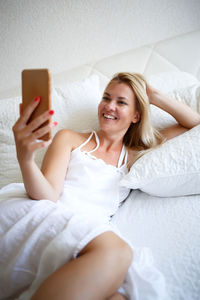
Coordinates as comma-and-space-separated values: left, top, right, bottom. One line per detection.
1, 0, 200, 97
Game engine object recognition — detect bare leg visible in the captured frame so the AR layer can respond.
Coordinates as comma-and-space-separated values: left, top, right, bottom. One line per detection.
31, 231, 133, 300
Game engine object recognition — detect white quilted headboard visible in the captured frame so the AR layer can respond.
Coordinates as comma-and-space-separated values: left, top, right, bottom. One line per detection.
1, 30, 200, 100
52, 30, 200, 94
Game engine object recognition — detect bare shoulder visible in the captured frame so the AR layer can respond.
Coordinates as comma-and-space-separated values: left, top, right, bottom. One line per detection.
42, 129, 91, 173
53, 129, 92, 151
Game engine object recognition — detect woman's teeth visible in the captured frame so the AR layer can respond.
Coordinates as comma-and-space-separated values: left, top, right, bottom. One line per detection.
103, 114, 116, 120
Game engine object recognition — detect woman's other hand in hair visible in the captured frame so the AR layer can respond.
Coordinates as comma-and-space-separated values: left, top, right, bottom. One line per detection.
145, 84, 159, 105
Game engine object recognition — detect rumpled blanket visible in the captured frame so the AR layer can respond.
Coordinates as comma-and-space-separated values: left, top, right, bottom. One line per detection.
0, 183, 169, 300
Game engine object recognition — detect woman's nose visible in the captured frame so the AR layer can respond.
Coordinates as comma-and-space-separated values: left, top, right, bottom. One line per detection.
105, 100, 115, 110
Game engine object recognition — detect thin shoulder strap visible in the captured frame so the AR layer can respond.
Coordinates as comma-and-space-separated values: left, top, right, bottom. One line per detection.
77, 131, 94, 150
124, 148, 128, 165
117, 145, 128, 168
88, 131, 100, 153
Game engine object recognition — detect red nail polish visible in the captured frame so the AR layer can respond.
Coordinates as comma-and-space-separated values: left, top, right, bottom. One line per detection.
34, 96, 40, 102
49, 110, 54, 115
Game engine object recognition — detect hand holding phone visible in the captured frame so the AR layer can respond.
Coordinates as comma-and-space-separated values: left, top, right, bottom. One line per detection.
12, 69, 57, 165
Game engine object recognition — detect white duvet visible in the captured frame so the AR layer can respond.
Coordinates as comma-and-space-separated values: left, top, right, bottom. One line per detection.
0, 183, 169, 300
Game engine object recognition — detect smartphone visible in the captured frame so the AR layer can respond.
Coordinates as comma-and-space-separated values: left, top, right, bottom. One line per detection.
22, 68, 51, 141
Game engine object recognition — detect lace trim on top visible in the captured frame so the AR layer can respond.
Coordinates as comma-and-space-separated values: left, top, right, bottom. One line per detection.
75, 131, 128, 169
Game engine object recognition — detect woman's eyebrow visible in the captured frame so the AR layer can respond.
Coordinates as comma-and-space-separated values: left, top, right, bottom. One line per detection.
104, 92, 128, 100
118, 96, 128, 101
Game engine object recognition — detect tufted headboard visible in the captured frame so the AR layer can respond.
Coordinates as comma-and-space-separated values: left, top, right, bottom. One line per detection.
52, 30, 200, 92
1, 30, 200, 100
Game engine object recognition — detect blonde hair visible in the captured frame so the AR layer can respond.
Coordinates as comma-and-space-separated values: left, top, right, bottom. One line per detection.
106, 72, 166, 162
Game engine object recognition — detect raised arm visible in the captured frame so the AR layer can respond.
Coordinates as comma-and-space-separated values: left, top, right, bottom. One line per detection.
13, 98, 72, 202
146, 85, 200, 140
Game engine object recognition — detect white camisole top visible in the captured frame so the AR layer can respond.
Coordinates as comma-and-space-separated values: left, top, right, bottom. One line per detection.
59, 131, 130, 220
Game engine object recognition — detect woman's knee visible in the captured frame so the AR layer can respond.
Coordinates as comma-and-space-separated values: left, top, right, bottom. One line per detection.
78, 231, 133, 269
119, 240, 133, 267
113, 237, 133, 270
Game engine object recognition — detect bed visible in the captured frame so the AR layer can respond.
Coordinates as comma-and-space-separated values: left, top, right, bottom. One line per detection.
0, 29, 200, 300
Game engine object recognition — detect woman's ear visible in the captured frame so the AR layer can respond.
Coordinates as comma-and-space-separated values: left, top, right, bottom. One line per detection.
132, 112, 140, 123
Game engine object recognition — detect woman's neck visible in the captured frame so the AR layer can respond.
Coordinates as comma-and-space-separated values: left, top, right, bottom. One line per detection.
96, 130, 124, 153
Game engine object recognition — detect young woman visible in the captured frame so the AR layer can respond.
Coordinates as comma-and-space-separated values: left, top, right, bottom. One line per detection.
1, 73, 200, 300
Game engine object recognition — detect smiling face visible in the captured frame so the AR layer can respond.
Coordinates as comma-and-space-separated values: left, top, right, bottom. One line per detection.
98, 82, 140, 135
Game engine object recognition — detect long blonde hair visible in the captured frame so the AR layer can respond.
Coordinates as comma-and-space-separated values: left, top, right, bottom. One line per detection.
106, 72, 166, 162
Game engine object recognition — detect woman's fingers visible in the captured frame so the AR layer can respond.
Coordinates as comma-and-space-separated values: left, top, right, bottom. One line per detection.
13, 105, 54, 143
14, 96, 41, 129
146, 84, 159, 104
24, 109, 54, 137
26, 121, 57, 143
13, 96, 57, 163
14, 121, 57, 162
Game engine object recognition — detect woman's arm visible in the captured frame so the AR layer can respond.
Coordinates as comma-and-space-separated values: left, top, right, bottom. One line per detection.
13, 98, 72, 202
19, 130, 73, 202
40, 129, 73, 200
146, 85, 200, 140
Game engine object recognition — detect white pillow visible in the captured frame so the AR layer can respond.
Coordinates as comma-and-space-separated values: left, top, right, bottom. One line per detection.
168, 83, 200, 112
150, 83, 200, 130
0, 96, 23, 187
52, 74, 101, 132
147, 71, 199, 129
120, 124, 200, 197
0, 75, 101, 188
147, 71, 199, 93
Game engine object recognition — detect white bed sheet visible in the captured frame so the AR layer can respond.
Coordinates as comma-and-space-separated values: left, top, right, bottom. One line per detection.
112, 190, 200, 300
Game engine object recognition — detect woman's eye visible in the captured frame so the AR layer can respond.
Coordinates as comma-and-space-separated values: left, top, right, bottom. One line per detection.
119, 101, 127, 105
103, 97, 110, 101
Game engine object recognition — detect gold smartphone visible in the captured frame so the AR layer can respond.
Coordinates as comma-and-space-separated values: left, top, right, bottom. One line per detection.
22, 69, 51, 141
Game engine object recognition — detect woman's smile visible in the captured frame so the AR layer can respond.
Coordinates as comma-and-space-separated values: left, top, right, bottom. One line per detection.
103, 113, 118, 120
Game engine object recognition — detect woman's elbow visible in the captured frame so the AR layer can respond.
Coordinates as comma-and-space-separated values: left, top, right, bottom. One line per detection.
28, 191, 59, 203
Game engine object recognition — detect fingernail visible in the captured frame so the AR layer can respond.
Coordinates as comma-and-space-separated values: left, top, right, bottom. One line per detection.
34, 96, 40, 102
49, 110, 54, 115
53, 121, 58, 126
